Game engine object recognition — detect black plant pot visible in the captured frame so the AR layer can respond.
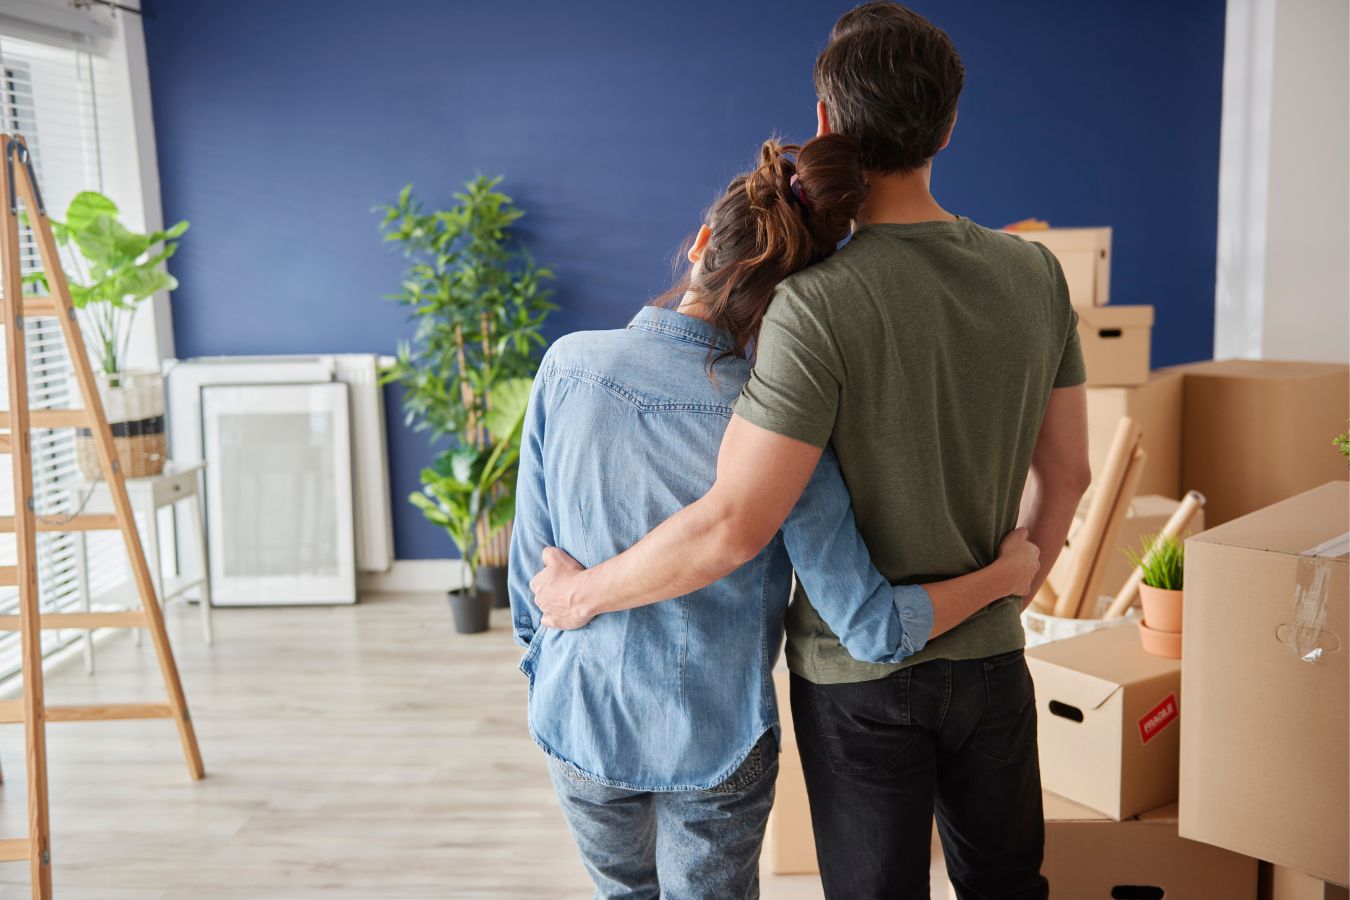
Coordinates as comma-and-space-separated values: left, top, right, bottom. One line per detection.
448, 587, 491, 634
477, 564, 511, 609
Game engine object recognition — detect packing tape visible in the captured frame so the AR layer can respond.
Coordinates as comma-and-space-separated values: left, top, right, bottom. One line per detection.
1285, 532, 1350, 663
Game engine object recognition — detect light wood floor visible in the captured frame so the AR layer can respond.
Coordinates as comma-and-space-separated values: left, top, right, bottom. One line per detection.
0, 593, 950, 899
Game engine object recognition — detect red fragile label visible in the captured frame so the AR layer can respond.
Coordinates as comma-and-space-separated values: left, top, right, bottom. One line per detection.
1137, 693, 1178, 745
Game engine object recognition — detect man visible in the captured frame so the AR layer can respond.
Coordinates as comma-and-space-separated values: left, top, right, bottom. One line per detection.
530, 4, 1090, 898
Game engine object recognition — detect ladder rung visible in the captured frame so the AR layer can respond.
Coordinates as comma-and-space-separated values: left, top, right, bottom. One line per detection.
0, 409, 89, 429
0, 611, 145, 631
20, 297, 60, 317
0, 514, 120, 533
0, 701, 172, 724
0, 837, 28, 862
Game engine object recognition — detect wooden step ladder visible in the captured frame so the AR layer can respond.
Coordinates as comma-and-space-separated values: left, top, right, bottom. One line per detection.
0, 133, 203, 898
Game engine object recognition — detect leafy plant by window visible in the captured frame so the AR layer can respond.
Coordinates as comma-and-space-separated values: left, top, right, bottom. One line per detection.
23, 191, 188, 375
1125, 532, 1185, 591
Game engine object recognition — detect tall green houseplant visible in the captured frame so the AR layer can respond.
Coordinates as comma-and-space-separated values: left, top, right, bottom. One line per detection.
379, 177, 554, 590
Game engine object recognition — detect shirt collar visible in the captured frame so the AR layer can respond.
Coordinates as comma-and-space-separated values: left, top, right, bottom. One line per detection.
628, 306, 736, 355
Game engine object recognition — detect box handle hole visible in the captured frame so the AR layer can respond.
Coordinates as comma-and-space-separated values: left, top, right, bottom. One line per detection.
1098, 329, 1123, 339
1048, 700, 1084, 722
1111, 887, 1164, 899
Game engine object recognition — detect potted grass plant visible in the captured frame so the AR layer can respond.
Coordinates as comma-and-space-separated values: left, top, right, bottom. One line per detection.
378, 177, 553, 623
23, 191, 188, 480
1126, 532, 1184, 657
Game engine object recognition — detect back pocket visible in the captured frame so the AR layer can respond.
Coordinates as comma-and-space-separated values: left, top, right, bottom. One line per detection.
803, 672, 918, 777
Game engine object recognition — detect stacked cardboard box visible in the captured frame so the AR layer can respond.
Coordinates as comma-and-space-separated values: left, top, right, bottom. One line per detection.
1173, 360, 1349, 525
1181, 483, 1349, 887
1040, 793, 1257, 900
1078, 305, 1154, 386
1262, 864, 1350, 900
944, 793, 1256, 900
764, 668, 816, 875
1027, 624, 1182, 819
1086, 369, 1184, 498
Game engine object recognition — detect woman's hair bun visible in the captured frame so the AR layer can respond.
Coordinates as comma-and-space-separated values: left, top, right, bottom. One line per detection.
661, 132, 867, 362
793, 133, 867, 244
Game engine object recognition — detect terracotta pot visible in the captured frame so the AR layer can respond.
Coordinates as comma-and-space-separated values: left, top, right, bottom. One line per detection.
1138, 620, 1182, 658
1139, 584, 1184, 633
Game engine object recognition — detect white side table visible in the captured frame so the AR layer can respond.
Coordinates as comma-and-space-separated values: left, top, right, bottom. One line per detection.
74, 460, 214, 673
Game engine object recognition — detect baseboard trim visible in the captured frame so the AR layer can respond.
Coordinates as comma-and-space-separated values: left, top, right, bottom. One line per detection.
359, 559, 470, 595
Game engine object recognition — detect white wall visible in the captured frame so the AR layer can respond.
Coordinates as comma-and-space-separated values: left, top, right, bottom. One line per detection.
1215, 0, 1350, 363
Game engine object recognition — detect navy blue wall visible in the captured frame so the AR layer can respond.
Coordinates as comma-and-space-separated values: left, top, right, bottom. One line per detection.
142, 0, 1226, 560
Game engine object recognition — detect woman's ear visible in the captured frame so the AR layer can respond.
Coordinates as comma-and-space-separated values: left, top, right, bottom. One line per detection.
816, 100, 832, 137
687, 224, 712, 264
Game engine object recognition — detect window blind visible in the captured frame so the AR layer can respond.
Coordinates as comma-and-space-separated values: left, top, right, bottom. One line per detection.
0, 33, 134, 679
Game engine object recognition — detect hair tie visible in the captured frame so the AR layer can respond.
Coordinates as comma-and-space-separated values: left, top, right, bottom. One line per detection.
789, 174, 809, 208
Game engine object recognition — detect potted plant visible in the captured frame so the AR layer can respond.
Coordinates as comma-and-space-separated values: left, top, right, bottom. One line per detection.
378, 177, 553, 612
1126, 532, 1184, 658
1335, 422, 1349, 466
409, 378, 532, 633
24, 191, 188, 480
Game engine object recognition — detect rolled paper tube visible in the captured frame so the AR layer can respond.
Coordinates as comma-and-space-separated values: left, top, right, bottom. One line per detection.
1054, 417, 1143, 617
1105, 490, 1207, 619
1073, 446, 1147, 619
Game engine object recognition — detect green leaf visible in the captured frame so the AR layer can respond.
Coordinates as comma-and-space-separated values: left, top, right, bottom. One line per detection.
482, 377, 533, 443
64, 191, 118, 232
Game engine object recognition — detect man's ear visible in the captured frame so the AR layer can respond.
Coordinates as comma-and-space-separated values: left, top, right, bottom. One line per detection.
687, 224, 712, 264
938, 109, 957, 151
816, 100, 832, 137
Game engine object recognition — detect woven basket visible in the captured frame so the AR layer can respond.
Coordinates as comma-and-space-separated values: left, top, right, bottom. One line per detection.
75, 369, 166, 481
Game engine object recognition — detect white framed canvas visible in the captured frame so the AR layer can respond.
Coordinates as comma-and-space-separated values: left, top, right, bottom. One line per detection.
200, 382, 356, 605
165, 355, 393, 574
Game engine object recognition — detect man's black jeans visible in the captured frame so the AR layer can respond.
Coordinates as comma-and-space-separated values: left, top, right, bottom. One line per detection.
791, 648, 1049, 900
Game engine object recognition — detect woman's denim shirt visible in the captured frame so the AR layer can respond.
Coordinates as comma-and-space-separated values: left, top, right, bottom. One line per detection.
509, 308, 933, 790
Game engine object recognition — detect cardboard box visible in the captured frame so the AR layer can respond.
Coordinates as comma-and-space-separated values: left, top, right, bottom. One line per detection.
1008, 226, 1112, 307
1087, 369, 1184, 498
1039, 793, 1258, 899
1180, 483, 1349, 885
1027, 624, 1182, 819
1176, 359, 1350, 525
765, 668, 817, 875
1048, 493, 1205, 604
1261, 864, 1350, 900
1078, 305, 1153, 386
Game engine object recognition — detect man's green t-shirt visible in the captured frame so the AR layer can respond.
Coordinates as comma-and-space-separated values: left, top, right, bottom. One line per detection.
735, 218, 1086, 685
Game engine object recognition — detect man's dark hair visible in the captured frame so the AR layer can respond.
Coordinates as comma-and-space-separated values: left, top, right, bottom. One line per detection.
814, 2, 965, 173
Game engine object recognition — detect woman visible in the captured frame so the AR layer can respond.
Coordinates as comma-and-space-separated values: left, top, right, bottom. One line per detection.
508, 135, 1037, 900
